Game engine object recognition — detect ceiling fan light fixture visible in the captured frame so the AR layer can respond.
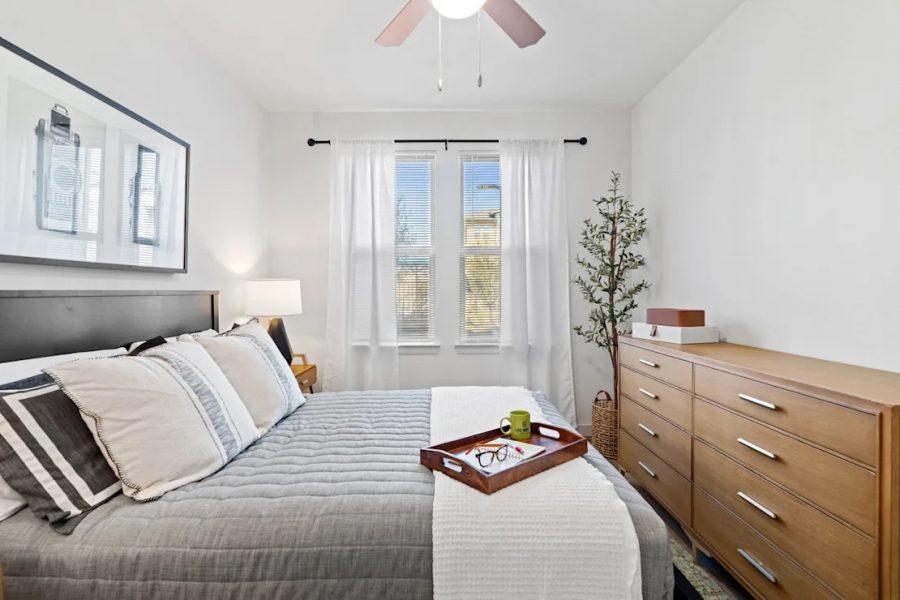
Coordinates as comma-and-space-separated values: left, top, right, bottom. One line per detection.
430, 0, 488, 20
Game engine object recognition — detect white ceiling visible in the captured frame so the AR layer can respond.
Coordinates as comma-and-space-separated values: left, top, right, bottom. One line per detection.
163, 0, 743, 112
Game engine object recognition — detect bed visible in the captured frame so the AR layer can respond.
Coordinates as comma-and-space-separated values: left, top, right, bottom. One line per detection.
0, 291, 672, 599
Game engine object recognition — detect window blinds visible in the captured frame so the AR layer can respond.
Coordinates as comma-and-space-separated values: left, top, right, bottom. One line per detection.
395, 156, 435, 343
459, 154, 501, 343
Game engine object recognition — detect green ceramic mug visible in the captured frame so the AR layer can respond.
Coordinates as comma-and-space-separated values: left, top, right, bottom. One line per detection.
500, 410, 531, 441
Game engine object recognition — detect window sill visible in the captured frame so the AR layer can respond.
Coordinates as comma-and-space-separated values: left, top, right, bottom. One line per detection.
399, 342, 441, 355
454, 343, 500, 355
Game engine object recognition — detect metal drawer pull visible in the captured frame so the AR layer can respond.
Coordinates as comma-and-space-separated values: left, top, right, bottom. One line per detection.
638, 358, 658, 368
739, 393, 777, 411
637, 461, 657, 478
638, 423, 657, 437
737, 437, 777, 460
737, 491, 778, 520
737, 548, 777, 584
638, 388, 658, 399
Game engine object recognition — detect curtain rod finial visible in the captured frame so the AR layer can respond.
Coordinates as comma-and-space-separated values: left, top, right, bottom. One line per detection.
579, 137, 588, 146
307, 138, 316, 147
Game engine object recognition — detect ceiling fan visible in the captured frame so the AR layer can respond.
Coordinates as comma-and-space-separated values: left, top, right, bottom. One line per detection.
376, 0, 546, 49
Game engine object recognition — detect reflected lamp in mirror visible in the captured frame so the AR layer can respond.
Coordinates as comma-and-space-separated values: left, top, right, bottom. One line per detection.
245, 279, 303, 365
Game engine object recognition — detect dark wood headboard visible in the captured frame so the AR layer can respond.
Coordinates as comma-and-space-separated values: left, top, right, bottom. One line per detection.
0, 290, 219, 363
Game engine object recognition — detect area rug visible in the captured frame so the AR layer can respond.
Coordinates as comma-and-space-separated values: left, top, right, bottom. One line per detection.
670, 534, 728, 600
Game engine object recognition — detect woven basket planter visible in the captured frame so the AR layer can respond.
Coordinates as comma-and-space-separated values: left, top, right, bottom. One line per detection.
591, 390, 619, 462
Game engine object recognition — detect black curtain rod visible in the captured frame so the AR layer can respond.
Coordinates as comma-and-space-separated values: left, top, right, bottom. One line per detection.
307, 137, 587, 150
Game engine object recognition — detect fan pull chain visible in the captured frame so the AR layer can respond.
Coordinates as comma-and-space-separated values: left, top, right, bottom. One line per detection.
437, 15, 444, 92
476, 11, 483, 88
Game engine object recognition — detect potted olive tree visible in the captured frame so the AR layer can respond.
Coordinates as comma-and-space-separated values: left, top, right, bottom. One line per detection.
573, 172, 649, 461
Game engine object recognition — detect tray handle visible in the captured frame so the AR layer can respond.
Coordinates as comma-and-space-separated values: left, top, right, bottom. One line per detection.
537, 425, 561, 439
421, 448, 484, 479
424, 448, 469, 470
441, 456, 464, 473
420, 447, 493, 493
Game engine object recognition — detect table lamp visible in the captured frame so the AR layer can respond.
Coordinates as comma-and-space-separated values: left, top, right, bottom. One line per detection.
246, 279, 303, 365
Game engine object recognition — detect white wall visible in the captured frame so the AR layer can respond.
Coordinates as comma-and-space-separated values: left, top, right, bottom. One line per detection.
265, 110, 632, 426
0, 0, 268, 324
632, 0, 900, 372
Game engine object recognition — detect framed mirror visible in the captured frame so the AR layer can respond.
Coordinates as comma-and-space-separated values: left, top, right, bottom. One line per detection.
0, 36, 189, 273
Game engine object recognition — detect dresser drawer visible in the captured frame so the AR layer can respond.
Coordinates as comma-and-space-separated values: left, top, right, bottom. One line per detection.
694, 399, 876, 536
694, 489, 839, 600
620, 431, 691, 524
621, 368, 692, 430
620, 343, 692, 391
695, 365, 876, 466
620, 397, 691, 478
694, 441, 876, 599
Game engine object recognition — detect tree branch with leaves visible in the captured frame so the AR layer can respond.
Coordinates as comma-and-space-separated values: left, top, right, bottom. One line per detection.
573, 171, 649, 408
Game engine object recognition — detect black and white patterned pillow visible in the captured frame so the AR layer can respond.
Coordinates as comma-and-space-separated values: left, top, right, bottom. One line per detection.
0, 373, 120, 533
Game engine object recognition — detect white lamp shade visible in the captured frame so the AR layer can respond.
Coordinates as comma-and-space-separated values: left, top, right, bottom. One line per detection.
246, 279, 303, 316
430, 0, 487, 19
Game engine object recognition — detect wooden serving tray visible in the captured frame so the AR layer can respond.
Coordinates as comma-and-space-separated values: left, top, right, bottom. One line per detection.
420, 423, 588, 494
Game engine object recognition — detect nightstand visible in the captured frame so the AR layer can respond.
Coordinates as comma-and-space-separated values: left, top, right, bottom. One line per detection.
290, 353, 316, 394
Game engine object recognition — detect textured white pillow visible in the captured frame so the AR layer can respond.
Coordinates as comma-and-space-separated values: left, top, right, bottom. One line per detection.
187, 320, 305, 432
126, 329, 219, 352
46, 341, 259, 501
0, 347, 127, 383
0, 347, 127, 522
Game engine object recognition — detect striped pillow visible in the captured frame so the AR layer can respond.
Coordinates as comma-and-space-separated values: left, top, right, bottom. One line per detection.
46, 341, 259, 501
0, 373, 120, 533
188, 320, 305, 432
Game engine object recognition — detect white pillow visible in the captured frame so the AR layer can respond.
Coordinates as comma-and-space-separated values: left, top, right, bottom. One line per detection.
185, 321, 305, 432
0, 347, 127, 522
0, 347, 127, 384
46, 341, 259, 501
126, 329, 219, 352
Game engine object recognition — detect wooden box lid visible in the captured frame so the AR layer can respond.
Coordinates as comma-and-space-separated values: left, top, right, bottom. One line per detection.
646, 308, 705, 327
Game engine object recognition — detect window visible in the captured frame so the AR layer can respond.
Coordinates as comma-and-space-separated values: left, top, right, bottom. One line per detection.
395, 155, 435, 343
459, 154, 501, 344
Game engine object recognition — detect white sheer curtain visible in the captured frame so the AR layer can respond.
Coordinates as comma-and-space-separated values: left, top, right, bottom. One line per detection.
499, 140, 577, 424
324, 141, 399, 391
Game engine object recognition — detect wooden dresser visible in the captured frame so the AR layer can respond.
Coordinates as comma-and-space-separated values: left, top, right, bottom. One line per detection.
618, 337, 899, 600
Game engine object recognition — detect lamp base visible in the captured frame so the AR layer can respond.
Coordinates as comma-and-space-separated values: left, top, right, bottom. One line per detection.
264, 317, 293, 365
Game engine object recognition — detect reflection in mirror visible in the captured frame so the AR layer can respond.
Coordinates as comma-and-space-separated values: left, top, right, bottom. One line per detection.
133, 145, 159, 246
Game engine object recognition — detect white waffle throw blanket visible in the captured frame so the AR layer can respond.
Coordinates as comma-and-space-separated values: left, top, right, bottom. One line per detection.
430, 386, 642, 600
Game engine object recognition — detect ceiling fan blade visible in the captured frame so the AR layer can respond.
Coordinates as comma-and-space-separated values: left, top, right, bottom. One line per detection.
375, 0, 432, 47
482, 0, 546, 48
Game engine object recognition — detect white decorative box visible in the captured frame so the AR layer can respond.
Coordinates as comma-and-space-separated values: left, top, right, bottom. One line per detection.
631, 322, 719, 345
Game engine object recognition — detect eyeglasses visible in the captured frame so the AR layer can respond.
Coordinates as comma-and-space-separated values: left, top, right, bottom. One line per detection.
472, 443, 509, 468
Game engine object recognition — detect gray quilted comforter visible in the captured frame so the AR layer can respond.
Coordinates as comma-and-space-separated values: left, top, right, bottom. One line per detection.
0, 389, 672, 599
